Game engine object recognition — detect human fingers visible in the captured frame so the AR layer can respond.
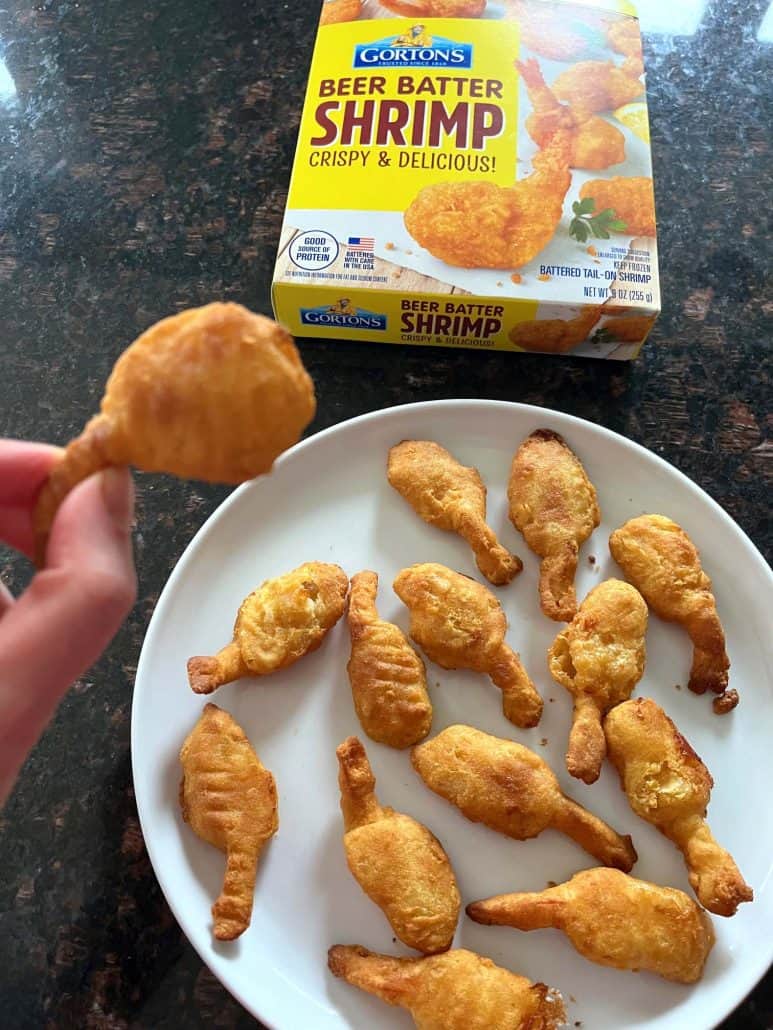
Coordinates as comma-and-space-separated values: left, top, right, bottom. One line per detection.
0, 580, 13, 618
0, 466, 136, 804
0, 440, 61, 505
0, 441, 63, 558
0, 503, 40, 558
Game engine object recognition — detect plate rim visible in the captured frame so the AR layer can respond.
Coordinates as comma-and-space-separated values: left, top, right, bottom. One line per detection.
130, 398, 773, 1030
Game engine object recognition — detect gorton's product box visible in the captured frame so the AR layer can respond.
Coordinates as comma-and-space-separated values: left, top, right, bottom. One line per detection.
272, 0, 659, 359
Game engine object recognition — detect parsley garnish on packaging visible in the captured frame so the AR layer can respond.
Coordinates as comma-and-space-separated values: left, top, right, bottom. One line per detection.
591, 328, 613, 345
569, 198, 627, 242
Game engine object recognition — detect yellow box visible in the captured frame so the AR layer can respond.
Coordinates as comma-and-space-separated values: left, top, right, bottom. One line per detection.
272, 0, 659, 359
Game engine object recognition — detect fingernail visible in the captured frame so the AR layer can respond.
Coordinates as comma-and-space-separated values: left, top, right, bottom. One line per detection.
100, 466, 135, 532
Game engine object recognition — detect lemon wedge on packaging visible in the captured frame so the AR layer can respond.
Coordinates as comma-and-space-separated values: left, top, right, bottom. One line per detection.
613, 102, 649, 143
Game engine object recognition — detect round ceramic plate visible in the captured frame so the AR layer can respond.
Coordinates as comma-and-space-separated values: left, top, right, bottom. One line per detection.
131, 400, 773, 1030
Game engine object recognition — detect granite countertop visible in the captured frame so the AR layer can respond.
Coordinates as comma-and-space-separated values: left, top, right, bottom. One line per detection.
0, 0, 770, 1026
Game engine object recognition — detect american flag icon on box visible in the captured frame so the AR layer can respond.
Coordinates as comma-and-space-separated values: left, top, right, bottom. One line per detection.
348, 236, 374, 253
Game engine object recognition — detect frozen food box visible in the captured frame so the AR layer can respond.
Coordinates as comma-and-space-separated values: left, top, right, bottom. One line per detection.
272, 0, 659, 359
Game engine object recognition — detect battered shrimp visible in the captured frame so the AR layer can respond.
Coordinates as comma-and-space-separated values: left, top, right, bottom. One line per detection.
599, 313, 656, 343
509, 305, 603, 354
382, 0, 486, 16
607, 17, 644, 77
553, 60, 643, 120
579, 177, 656, 237
505, 0, 606, 62
328, 945, 566, 1030
404, 132, 571, 270
319, 0, 362, 24
517, 59, 626, 171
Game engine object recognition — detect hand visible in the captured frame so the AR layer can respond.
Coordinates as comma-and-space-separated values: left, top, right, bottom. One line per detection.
0, 441, 137, 804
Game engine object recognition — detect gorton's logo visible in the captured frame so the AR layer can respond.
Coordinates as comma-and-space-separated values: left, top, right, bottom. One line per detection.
300, 300, 387, 331
354, 26, 473, 69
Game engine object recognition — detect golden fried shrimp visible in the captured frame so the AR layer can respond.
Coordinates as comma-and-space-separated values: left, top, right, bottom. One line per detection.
404, 131, 571, 270
607, 17, 643, 61
319, 0, 362, 23
553, 60, 643, 120
548, 579, 647, 783
328, 945, 566, 1030
179, 703, 278, 940
187, 562, 348, 694
605, 698, 753, 916
412, 725, 637, 870
599, 313, 657, 343
509, 305, 603, 354
517, 58, 626, 171
32, 303, 315, 566
387, 440, 522, 585
505, 0, 606, 61
337, 736, 460, 954
609, 514, 731, 703
382, 0, 486, 15
394, 563, 543, 728
467, 867, 715, 984
508, 428, 600, 621
579, 177, 656, 236
568, 115, 627, 170
347, 571, 432, 749
622, 55, 645, 78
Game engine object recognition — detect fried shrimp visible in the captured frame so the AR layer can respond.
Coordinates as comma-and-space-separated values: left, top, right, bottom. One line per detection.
599, 313, 657, 343
579, 177, 656, 236
605, 699, 752, 916
32, 303, 315, 565
553, 60, 644, 120
509, 304, 603, 354
328, 945, 565, 1030
508, 429, 600, 621
467, 868, 715, 984
319, 0, 362, 24
382, 0, 486, 16
607, 17, 644, 76
505, 0, 606, 62
336, 736, 460, 953
179, 704, 278, 941
517, 58, 626, 171
388, 440, 522, 585
404, 131, 572, 269
609, 514, 731, 699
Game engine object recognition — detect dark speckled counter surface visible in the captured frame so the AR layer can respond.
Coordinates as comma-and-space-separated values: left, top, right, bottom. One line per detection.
0, 0, 770, 1027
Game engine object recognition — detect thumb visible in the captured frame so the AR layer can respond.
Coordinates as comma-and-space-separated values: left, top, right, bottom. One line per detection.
0, 467, 136, 803
46, 464, 136, 597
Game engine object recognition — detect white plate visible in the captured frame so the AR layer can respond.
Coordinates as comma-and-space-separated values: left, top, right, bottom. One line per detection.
131, 400, 773, 1030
